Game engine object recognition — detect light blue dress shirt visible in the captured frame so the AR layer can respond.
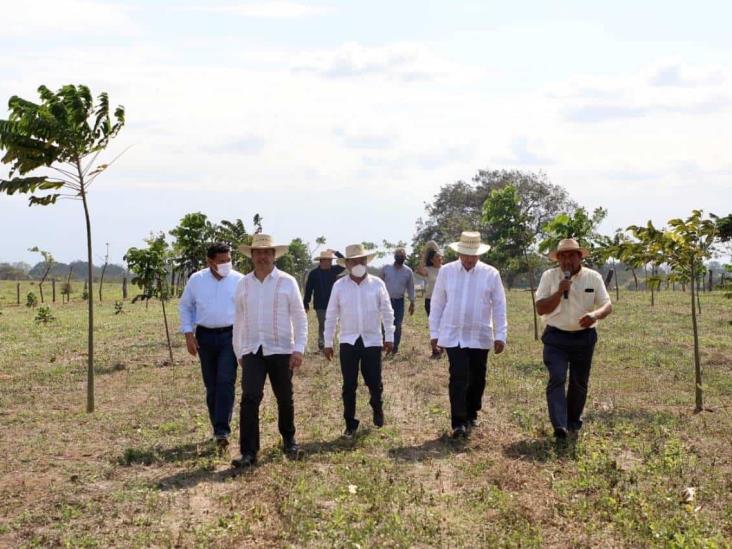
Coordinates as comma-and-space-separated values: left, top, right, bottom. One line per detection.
178, 268, 244, 333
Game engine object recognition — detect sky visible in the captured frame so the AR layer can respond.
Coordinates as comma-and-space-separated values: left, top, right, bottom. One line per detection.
1, 0, 731, 266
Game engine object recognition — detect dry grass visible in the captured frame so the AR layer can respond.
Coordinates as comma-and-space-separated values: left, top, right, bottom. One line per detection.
0, 281, 731, 547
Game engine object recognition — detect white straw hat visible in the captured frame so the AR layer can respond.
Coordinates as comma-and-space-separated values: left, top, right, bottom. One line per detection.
447, 231, 490, 256
239, 234, 290, 259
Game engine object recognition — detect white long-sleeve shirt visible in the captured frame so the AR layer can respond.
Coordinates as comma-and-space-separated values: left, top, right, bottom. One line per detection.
178, 268, 244, 333
324, 275, 395, 348
428, 260, 508, 349
232, 268, 308, 358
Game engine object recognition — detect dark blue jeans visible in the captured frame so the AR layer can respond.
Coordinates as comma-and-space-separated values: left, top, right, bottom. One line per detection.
195, 327, 238, 439
542, 326, 597, 431
390, 298, 405, 352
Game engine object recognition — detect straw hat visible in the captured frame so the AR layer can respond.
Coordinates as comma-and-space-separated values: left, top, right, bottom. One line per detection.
239, 234, 289, 259
548, 238, 589, 261
447, 231, 490, 256
336, 243, 377, 267
314, 250, 337, 261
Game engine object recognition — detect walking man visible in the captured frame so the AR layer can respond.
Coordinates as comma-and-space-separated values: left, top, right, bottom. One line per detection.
380, 247, 415, 354
535, 238, 612, 440
323, 244, 394, 437
179, 243, 243, 452
231, 234, 308, 467
304, 249, 345, 350
429, 231, 507, 438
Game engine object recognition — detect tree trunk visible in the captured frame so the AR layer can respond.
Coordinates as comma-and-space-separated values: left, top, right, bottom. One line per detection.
16, 282, 20, 305
524, 251, 538, 341
80, 179, 95, 414
99, 263, 108, 302
631, 268, 638, 290
52, 278, 56, 303
613, 260, 619, 301
159, 277, 174, 364
691, 259, 703, 412
122, 276, 128, 300
708, 270, 713, 292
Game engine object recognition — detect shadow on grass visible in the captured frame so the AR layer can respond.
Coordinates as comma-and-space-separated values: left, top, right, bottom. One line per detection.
118, 442, 216, 466
584, 407, 680, 430
298, 429, 374, 457
156, 466, 241, 491
388, 434, 467, 462
503, 437, 577, 463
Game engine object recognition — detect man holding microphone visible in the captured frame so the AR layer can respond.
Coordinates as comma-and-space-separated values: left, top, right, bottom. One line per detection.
535, 239, 613, 440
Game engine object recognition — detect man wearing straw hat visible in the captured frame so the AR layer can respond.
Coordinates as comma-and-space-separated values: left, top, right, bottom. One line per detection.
535, 238, 613, 440
429, 231, 508, 439
323, 244, 395, 437
304, 249, 345, 351
231, 234, 308, 467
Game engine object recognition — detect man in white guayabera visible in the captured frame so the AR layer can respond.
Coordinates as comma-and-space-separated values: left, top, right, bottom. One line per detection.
231, 234, 308, 468
323, 244, 395, 438
429, 231, 508, 439
535, 238, 612, 441
179, 243, 244, 453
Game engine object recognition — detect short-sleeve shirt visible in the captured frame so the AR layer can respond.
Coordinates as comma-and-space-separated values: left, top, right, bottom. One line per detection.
535, 266, 611, 331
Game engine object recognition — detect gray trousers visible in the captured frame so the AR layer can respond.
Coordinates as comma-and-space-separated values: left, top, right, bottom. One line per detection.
542, 326, 597, 431
315, 309, 327, 349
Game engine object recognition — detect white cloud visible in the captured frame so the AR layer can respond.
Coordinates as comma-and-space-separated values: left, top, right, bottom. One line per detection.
2, 0, 136, 36
179, 1, 332, 18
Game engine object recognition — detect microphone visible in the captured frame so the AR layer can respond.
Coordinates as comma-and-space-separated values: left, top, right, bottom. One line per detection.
563, 271, 571, 299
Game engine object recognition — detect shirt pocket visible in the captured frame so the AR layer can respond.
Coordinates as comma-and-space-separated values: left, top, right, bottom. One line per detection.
582, 288, 596, 310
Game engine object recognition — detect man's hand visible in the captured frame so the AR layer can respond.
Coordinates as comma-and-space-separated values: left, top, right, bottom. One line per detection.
558, 278, 572, 296
323, 347, 334, 361
408, 302, 415, 316
579, 313, 596, 328
494, 340, 505, 354
185, 332, 199, 356
383, 341, 394, 355
289, 351, 304, 370
430, 338, 442, 354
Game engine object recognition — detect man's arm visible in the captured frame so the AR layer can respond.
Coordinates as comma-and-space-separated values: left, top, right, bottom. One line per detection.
303, 270, 314, 311
232, 279, 245, 362
179, 277, 199, 356
380, 283, 395, 342
407, 270, 416, 309
429, 269, 447, 351
323, 284, 340, 360
490, 271, 508, 354
535, 271, 571, 316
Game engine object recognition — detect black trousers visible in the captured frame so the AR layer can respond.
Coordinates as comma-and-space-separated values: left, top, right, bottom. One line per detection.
239, 347, 295, 456
424, 298, 431, 317
445, 346, 489, 429
340, 337, 383, 431
542, 326, 597, 431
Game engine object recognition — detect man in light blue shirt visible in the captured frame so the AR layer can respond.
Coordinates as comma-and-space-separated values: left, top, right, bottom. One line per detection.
179, 242, 244, 452
379, 248, 415, 354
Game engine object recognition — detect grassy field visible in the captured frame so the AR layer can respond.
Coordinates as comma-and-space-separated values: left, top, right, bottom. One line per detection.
0, 279, 731, 548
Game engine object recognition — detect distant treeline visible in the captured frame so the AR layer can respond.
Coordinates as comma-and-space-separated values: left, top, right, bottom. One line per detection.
0, 261, 128, 282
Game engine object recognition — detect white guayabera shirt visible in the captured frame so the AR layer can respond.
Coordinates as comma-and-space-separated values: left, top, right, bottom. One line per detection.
324, 274, 396, 348
428, 260, 508, 350
232, 268, 308, 358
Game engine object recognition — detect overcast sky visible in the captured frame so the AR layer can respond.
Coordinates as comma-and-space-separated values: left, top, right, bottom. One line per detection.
1, 0, 731, 266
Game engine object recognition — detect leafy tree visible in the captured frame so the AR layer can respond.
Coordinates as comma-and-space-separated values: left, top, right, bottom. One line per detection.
276, 238, 314, 289
27, 246, 54, 303
124, 234, 174, 364
169, 212, 217, 282
414, 169, 577, 254
0, 84, 125, 412
713, 213, 732, 242
482, 184, 541, 339
538, 207, 608, 263
629, 210, 717, 412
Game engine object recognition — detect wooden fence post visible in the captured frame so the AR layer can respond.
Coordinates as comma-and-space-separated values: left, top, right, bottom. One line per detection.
17, 282, 21, 305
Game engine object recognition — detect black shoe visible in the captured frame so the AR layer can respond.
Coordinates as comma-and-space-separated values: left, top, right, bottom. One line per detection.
343, 426, 358, 439
215, 437, 229, 454
373, 409, 384, 428
283, 438, 302, 459
467, 419, 478, 431
231, 453, 256, 468
451, 425, 468, 439
554, 427, 568, 440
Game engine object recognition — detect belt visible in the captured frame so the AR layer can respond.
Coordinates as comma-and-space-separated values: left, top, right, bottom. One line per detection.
196, 325, 233, 334
544, 325, 595, 335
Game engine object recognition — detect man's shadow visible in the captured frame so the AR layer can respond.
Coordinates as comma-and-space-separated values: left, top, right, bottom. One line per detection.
388, 433, 467, 463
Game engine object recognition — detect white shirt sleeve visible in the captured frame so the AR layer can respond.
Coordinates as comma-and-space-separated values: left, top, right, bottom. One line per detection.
490, 271, 508, 342
428, 267, 447, 339
535, 270, 554, 300
178, 277, 196, 333
289, 278, 308, 354
595, 272, 612, 307
380, 282, 396, 342
232, 279, 245, 359
323, 283, 340, 348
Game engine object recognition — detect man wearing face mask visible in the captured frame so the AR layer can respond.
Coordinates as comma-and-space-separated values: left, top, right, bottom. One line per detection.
324, 244, 395, 437
379, 247, 415, 355
179, 242, 244, 452
535, 239, 612, 440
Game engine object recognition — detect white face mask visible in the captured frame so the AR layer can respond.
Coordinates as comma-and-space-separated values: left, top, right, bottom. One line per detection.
349, 264, 367, 278
215, 262, 233, 277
